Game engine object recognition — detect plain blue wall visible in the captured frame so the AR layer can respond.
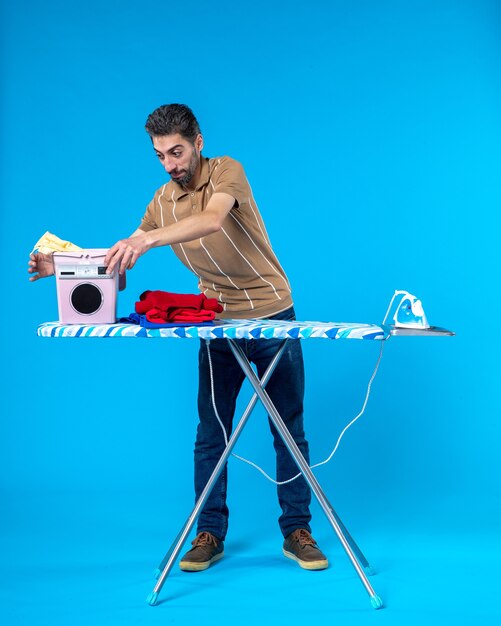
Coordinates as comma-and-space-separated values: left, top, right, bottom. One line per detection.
2, 0, 500, 546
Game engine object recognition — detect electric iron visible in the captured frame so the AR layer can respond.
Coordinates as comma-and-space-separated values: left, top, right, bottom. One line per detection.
382, 290, 430, 329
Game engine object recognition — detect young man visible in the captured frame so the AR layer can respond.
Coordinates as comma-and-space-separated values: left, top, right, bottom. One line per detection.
29, 104, 327, 572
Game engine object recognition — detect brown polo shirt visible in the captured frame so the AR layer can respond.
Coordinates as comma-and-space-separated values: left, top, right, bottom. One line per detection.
138, 156, 293, 319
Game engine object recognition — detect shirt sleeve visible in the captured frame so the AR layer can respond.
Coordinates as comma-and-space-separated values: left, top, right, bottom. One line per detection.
211, 157, 248, 207
138, 197, 158, 232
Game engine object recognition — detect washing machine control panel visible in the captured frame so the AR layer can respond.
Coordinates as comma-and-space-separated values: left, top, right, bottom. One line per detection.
57, 265, 113, 279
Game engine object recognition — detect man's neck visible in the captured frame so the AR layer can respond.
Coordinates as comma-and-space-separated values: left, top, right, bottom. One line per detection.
182, 157, 203, 192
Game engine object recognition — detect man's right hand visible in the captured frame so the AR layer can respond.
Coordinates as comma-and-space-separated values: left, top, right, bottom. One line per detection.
28, 252, 55, 281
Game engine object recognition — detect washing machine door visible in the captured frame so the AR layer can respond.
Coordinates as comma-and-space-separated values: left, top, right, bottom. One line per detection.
70, 282, 104, 315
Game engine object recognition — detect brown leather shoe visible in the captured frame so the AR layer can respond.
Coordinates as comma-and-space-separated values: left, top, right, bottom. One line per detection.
283, 529, 328, 570
179, 531, 224, 572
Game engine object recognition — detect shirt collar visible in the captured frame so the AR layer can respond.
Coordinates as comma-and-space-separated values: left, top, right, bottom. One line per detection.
172, 156, 210, 200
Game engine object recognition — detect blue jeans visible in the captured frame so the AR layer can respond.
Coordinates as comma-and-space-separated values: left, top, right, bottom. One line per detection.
195, 307, 312, 540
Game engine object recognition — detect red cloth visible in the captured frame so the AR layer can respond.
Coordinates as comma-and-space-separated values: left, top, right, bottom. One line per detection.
135, 290, 223, 323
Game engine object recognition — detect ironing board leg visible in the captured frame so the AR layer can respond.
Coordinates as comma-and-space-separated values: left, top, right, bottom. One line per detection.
228, 339, 383, 609
147, 341, 289, 606
321, 494, 375, 575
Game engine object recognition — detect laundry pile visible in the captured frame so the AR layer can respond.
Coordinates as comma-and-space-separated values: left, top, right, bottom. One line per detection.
135, 290, 223, 323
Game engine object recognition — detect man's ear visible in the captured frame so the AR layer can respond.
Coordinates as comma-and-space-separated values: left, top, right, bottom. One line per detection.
195, 133, 204, 153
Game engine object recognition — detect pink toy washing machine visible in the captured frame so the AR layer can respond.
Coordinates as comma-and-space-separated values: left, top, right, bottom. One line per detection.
54, 249, 118, 324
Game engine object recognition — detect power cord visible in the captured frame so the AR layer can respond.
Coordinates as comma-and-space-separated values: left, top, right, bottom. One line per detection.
206, 337, 386, 485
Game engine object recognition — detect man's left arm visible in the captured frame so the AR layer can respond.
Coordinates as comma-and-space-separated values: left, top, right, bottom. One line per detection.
104, 192, 236, 275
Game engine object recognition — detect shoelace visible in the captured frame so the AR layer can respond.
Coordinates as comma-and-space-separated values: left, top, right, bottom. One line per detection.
293, 529, 317, 546
192, 532, 218, 547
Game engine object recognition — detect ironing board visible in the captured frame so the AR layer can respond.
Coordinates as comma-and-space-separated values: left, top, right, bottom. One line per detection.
37, 319, 453, 610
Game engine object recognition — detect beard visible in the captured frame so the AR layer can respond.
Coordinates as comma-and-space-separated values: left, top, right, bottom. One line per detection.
172, 148, 199, 187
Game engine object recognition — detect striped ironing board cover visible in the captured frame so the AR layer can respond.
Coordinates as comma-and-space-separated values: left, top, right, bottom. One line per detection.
37, 320, 388, 340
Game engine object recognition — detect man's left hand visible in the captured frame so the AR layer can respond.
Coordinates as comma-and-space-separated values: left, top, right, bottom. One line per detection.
105, 234, 151, 275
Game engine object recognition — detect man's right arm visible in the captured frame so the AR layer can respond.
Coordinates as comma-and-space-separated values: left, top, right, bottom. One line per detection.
28, 228, 144, 282
28, 252, 55, 282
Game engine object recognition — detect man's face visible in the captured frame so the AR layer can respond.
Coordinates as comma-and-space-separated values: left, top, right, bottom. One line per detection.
152, 133, 203, 187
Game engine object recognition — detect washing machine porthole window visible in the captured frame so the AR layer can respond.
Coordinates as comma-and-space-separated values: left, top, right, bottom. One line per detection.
70, 282, 104, 315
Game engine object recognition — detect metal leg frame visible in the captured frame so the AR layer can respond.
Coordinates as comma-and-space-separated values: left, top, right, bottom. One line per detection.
227, 340, 383, 610
147, 341, 288, 606
147, 339, 382, 610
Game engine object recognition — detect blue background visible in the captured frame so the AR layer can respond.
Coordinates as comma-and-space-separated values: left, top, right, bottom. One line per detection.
1, 0, 500, 624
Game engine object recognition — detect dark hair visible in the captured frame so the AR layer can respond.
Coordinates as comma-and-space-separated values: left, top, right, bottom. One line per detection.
145, 104, 201, 143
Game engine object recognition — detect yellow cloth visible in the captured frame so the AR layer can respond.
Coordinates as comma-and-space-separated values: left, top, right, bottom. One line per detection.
31, 231, 82, 255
